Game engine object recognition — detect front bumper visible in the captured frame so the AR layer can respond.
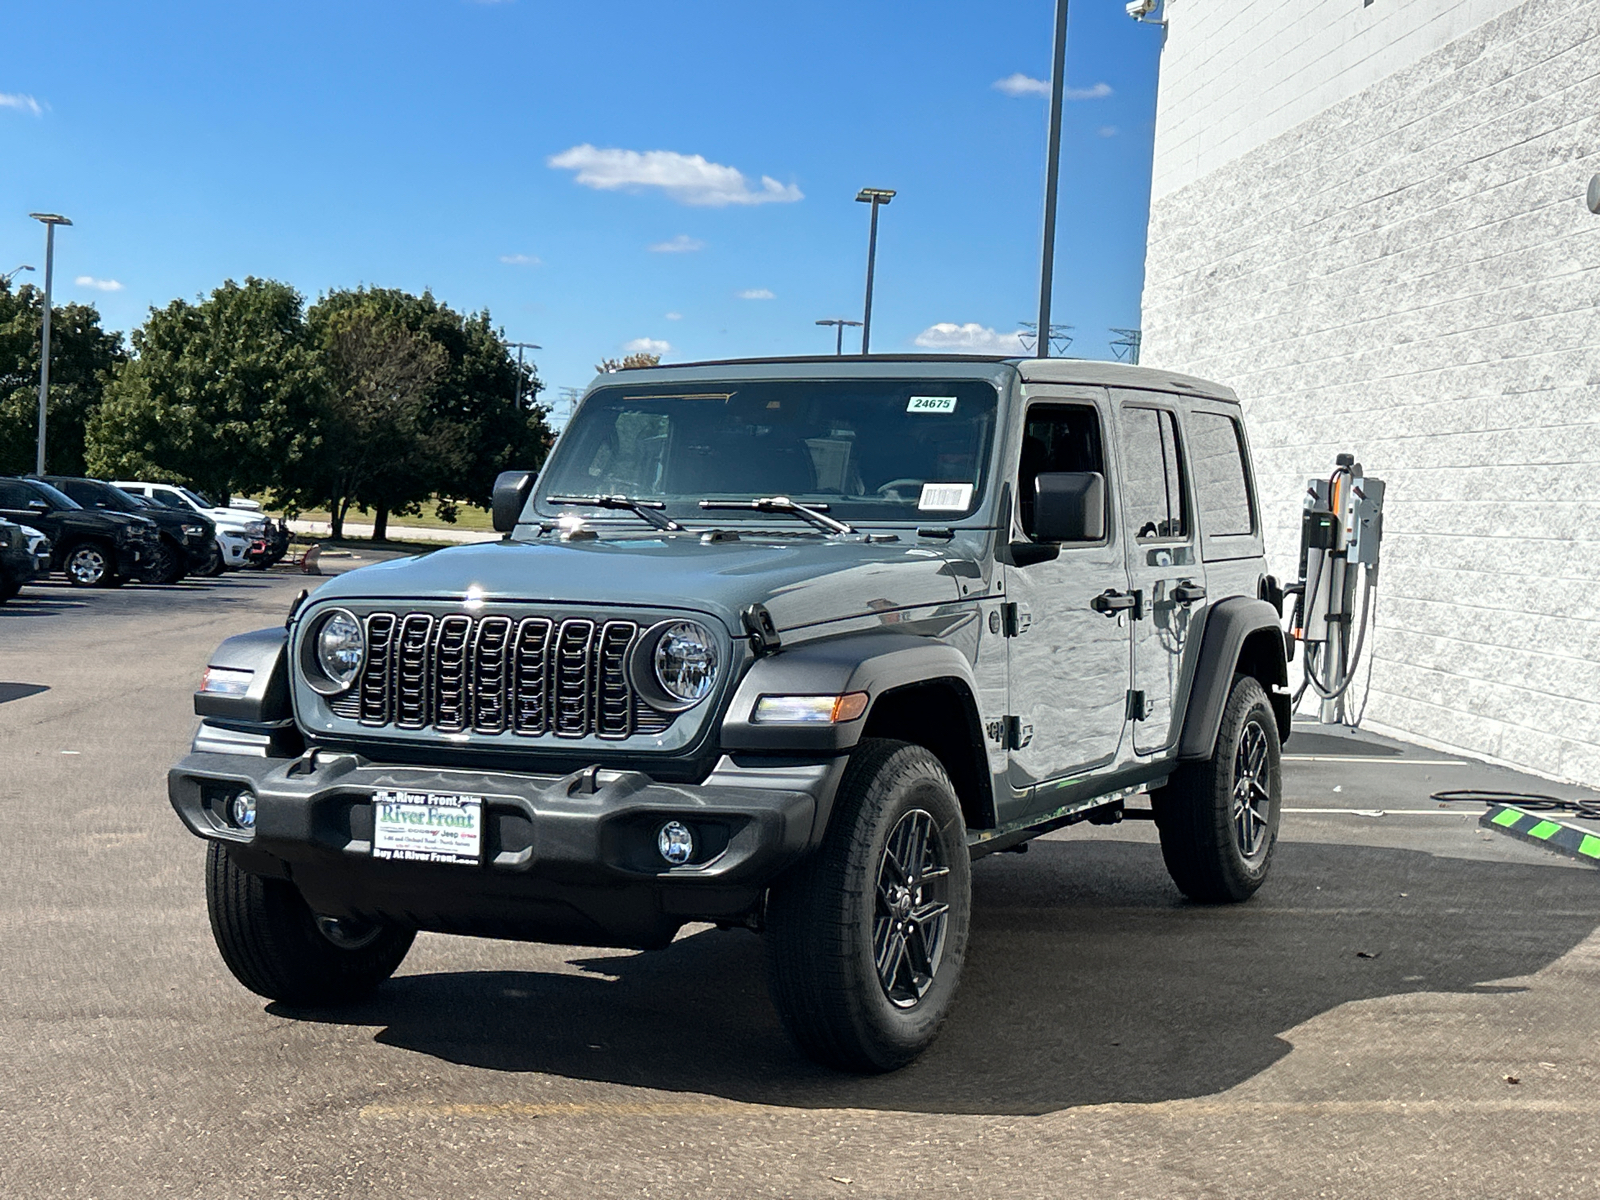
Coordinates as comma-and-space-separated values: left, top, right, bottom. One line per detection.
169, 746, 839, 949
217, 533, 248, 568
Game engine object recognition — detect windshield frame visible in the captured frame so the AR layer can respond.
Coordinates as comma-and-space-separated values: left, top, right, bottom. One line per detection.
529, 371, 1012, 532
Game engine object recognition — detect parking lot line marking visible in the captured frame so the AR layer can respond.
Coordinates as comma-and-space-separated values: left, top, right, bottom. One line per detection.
360, 1100, 757, 1121
1282, 756, 1467, 765
1283, 807, 1472, 816
1581, 835, 1600, 860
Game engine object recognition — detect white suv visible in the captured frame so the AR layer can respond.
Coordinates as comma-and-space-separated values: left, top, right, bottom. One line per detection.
113, 481, 261, 574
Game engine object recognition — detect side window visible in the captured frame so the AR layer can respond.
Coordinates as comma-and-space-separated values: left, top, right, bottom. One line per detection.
0, 480, 31, 507
62, 481, 95, 506
1120, 408, 1188, 540
1017, 403, 1106, 541
1187, 412, 1255, 537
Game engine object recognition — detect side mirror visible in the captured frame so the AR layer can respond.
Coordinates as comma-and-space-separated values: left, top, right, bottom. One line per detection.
491, 470, 536, 533
27, 499, 48, 512
1032, 472, 1105, 543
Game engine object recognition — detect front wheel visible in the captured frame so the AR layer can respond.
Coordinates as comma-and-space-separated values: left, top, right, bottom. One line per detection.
1152, 675, 1282, 903
205, 842, 414, 1005
200, 543, 227, 577
765, 739, 972, 1073
139, 540, 185, 585
63, 542, 115, 588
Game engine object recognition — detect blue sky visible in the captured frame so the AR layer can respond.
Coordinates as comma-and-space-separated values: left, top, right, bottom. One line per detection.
1, 1, 1164, 409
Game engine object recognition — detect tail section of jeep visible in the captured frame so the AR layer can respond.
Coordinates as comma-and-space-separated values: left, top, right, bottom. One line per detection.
169, 358, 1289, 1072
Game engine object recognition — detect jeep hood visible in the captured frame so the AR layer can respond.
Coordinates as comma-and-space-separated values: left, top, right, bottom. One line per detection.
308, 534, 981, 636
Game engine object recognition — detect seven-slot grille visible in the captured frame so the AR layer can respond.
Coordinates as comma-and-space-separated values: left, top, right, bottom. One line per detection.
324, 611, 673, 740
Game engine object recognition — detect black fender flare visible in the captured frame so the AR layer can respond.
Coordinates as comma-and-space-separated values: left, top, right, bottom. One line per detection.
1176, 597, 1290, 761
193, 627, 292, 724
719, 630, 993, 830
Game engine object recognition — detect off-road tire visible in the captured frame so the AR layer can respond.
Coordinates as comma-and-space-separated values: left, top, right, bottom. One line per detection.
0, 577, 19, 604
1152, 675, 1281, 903
63, 541, 116, 588
140, 539, 185, 585
205, 842, 414, 1005
765, 738, 971, 1073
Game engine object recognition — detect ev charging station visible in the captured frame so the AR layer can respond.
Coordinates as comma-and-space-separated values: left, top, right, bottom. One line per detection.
1291, 453, 1386, 726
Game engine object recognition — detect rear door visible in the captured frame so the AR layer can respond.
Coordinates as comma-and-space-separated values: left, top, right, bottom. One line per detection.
1114, 395, 1201, 755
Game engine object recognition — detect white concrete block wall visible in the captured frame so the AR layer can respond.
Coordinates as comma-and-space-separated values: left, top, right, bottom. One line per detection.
1141, 0, 1600, 784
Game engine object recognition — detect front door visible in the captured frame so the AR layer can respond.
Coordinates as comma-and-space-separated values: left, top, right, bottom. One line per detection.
0, 479, 60, 540
1114, 396, 1200, 755
1005, 391, 1132, 801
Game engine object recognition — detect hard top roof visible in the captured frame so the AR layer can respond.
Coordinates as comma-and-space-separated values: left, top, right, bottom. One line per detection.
589, 354, 1238, 403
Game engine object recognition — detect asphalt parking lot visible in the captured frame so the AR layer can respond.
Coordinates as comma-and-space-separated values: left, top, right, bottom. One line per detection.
2, 568, 1597, 1199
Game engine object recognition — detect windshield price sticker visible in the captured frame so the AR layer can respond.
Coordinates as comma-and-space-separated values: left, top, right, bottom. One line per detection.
371, 791, 483, 865
906, 396, 958, 414
918, 483, 974, 511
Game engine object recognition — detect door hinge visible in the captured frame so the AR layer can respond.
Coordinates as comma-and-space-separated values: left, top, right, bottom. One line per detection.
1002, 601, 1031, 637
1127, 689, 1148, 721
1004, 715, 1034, 749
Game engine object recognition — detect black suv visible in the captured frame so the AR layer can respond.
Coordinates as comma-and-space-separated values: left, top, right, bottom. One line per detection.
0, 476, 158, 587
42, 475, 216, 585
0, 518, 39, 604
170, 357, 1290, 1072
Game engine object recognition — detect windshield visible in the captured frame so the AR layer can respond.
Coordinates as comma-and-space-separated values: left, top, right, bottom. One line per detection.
180, 487, 214, 509
29, 480, 81, 510
535, 379, 1000, 527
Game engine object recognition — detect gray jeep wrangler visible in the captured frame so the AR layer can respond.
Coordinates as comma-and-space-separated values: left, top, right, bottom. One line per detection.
170, 356, 1289, 1073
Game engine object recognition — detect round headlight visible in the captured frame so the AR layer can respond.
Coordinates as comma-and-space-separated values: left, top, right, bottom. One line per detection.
652, 621, 719, 706
315, 609, 365, 689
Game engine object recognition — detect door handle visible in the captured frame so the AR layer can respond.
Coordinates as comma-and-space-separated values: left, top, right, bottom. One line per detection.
1172, 581, 1207, 605
1091, 589, 1137, 616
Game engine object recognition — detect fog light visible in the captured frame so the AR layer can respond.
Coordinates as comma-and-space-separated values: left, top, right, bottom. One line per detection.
657, 820, 693, 865
230, 792, 256, 830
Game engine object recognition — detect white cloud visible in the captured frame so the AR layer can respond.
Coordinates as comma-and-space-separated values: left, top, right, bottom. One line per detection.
75, 276, 123, 292
499, 253, 541, 266
738, 288, 775, 301
649, 234, 705, 253
913, 323, 1029, 355
624, 337, 671, 356
1099, 126, 1119, 138
0, 92, 44, 116
992, 75, 1113, 101
664, 312, 683, 321
548, 144, 803, 207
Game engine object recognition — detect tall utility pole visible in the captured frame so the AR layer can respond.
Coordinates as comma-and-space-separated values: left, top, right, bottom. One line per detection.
815, 317, 862, 356
29, 213, 71, 475
507, 341, 541, 409
1036, 0, 1070, 359
855, 188, 895, 354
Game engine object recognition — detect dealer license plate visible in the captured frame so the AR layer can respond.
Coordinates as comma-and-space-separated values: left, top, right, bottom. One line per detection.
371, 790, 484, 865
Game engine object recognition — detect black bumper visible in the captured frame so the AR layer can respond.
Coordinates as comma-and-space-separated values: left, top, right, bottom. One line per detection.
169, 748, 840, 949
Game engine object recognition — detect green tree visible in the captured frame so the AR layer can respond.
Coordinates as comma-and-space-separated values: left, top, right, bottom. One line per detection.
595, 351, 662, 372
0, 281, 126, 474
86, 278, 323, 502
310, 304, 448, 538
307, 287, 551, 539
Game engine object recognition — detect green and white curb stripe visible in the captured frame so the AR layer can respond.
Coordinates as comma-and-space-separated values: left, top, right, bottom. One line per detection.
1481, 805, 1600, 868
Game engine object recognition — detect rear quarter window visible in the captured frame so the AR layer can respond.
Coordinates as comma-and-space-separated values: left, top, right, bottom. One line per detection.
1186, 411, 1254, 538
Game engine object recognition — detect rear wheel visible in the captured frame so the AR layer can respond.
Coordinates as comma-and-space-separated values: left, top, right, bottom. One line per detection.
766, 739, 971, 1072
1152, 675, 1281, 903
64, 541, 116, 588
205, 842, 414, 1005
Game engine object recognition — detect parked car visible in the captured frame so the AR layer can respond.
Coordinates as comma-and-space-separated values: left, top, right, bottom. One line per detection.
169, 356, 1289, 1073
41, 475, 216, 585
0, 476, 158, 587
112, 481, 261, 575
243, 518, 291, 569
0, 518, 37, 603
17, 523, 51, 577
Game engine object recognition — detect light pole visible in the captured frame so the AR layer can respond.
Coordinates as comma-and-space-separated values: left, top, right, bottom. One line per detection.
854, 188, 895, 354
815, 318, 862, 356
507, 341, 541, 409
2, 264, 34, 286
30, 213, 71, 475
1036, 0, 1070, 358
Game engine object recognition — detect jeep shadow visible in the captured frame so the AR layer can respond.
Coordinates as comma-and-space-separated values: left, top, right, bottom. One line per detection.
269, 837, 1600, 1116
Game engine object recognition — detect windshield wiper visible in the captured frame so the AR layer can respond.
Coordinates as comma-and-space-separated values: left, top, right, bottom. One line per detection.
698, 496, 855, 535
547, 494, 684, 532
